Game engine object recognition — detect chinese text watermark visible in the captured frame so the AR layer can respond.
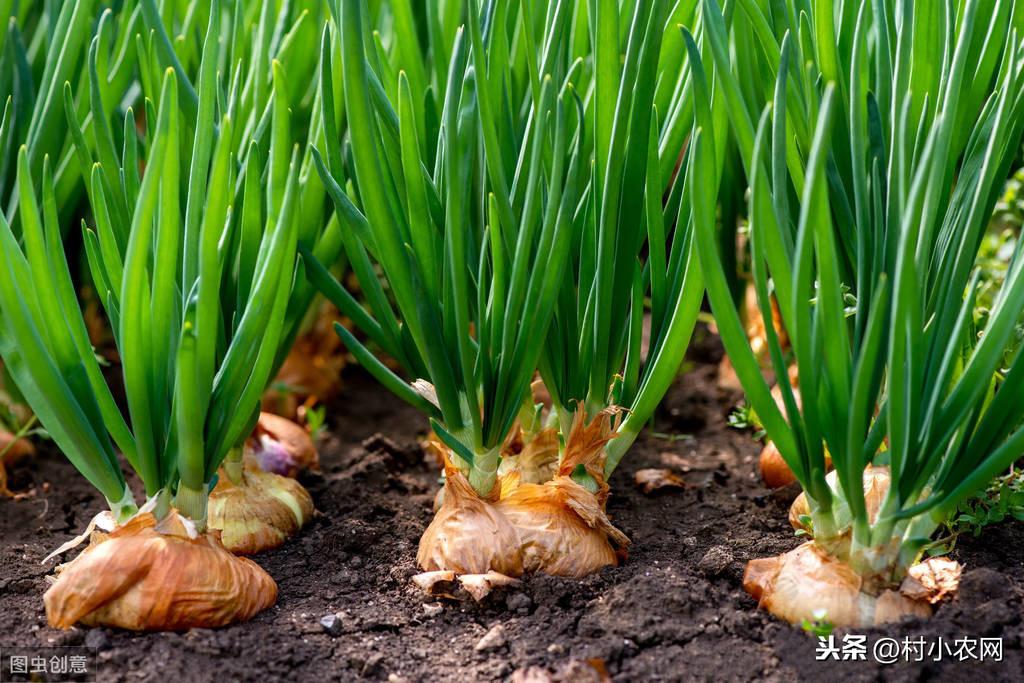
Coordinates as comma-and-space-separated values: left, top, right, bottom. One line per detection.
1, 647, 97, 682
815, 635, 1003, 664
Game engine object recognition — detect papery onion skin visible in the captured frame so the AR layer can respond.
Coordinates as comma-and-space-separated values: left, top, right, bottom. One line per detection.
417, 467, 524, 576
634, 468, 687, 494
505, 427, 559, 485
496, 477, 627, 577
417, 409, 628, 581
749, 469, 932, 628
207, 454, 315, 555
458, 571, 521, 601
44, 511, 277, 631
748, 291, 788, 361
253, 412, 319, 477
759, 441, 796, 488
743, 542, 931, 627
495, 409, 629, 578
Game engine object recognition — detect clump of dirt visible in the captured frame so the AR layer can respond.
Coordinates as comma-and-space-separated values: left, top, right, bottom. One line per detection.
1, 339, 1021, 681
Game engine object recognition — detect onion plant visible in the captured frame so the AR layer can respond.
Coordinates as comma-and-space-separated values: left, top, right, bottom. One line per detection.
136, 0, 344, 375
0, 0, 317, 628
304, 0, 634, 579
88, 0, 344, 468
65, 0, 339, 556
0, 0, 138, 493
694, 0, 1024, 626
303, 0, 723, 580
4, 48, 301, 523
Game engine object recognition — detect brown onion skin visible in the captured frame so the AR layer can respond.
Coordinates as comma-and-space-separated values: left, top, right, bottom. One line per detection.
748, 467, 936, 628
45, 511, 277, 631
496, 477, 625, 578
743, 542, 931, 627
207, 454, 315, 555
759, 441, 796, 488
416, 467, 524, 576
417, 409, 629, 580
509, 427, 559, 485
759, 441, 833, 489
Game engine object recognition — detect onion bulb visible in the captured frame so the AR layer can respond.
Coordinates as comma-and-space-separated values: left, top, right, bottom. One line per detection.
746, 466, 941, 628
757, 373, 815, 489
496, 476, 627, 577
417, 465, 524, 576
0, 429, 34, 496
743, 542, 931, 627
45, 510, 277, 631
769, 375, 801, 416
747, 290, 788, 360
719, 288, 788, 389
759, 441, 796, 488
759, 440, 832, 489
207, 453, 315, 555
496, 408, 629, 577
417, 409, 628, 582
251, 412, 319, 477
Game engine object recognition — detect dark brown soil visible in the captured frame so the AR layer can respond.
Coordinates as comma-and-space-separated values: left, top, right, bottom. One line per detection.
1, 333, 1021, 682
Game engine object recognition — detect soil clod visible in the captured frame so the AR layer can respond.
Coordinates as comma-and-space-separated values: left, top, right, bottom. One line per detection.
697, 545, 735, 577
474, 624, 507, 652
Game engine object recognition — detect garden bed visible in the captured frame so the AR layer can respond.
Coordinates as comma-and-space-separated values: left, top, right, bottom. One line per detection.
1, 336, 1021, 682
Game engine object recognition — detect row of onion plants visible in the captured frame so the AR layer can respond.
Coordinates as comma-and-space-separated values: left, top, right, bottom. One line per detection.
0, 0, 1021, 634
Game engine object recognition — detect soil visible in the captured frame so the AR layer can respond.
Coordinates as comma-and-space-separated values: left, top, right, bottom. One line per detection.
1, 329, 1021, 682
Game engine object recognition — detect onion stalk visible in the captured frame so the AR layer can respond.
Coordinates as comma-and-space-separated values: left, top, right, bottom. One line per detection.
134, 0, 347, 427
0, 1, 139, 488
695, 0, 1024, 626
